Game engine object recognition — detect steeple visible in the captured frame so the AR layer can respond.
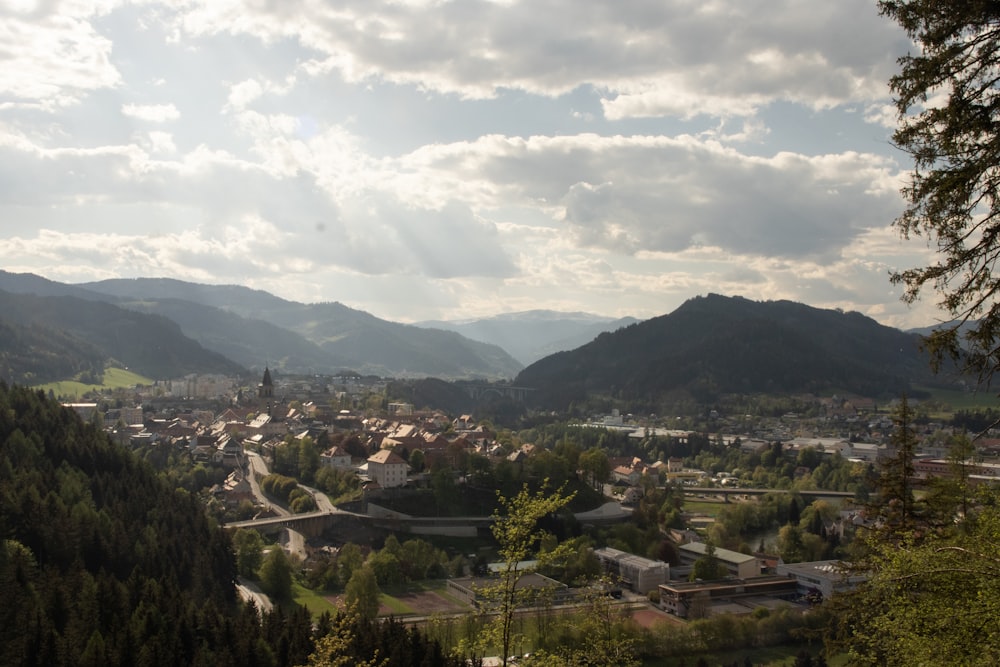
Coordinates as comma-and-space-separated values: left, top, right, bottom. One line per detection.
258, 366, 274, 400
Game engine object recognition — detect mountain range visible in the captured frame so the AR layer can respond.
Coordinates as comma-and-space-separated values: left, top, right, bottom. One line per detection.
0, 273, 962, 406
0, 272, 632, 382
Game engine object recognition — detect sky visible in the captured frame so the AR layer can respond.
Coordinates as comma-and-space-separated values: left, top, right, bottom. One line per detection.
0, 0, 945, 329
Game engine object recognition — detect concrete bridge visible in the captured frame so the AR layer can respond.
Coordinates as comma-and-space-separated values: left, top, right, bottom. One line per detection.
681, 487, 855, 502
460, 383, 534, 403
224, 508, 496, 539
224, 501, 633, 538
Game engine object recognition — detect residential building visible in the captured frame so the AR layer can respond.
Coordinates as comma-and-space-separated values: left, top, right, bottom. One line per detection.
367, 449, 408, 488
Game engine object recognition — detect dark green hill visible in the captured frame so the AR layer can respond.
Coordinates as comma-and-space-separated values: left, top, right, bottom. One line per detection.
0, 319, 106, 385
0, 289, 245, 380
516, 294, 954, 409
0, 383, 246, 665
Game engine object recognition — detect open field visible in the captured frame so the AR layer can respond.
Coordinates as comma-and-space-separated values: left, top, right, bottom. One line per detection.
309, 580, 471, 619
917, 386, 999, 414
35, 367, 153, 400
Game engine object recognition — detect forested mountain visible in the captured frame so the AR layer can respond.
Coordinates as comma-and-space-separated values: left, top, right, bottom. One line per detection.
0, 383, 249, 665
0, 290, 244, 380
415, 310, 640, 365
0, 319, 106, 385
0, 384, 463, 666
0, 272, 522, 379
516, 294, 957, 410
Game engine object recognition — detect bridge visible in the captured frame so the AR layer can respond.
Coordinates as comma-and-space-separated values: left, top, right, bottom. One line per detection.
224, 501, 633, 538
460, 383, 534, 403
681, 487, 855, 502
224, 508, 497, 539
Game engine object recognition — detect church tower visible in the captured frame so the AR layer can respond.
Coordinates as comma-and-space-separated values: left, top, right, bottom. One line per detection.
258, 366, 274, 400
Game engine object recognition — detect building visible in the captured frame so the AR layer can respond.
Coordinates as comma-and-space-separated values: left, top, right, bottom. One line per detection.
258, 366, 274, 400
678, 542, 759, 579
367, 449, 408, 488
658, 576, 800, 618
594, 547, 670, 594
320, 445, 353, 469
776, 560, 867, 601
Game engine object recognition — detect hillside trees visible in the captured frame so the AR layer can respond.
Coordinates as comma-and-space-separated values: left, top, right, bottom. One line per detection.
468, 482, 575, 667
881, 0, 1000, 385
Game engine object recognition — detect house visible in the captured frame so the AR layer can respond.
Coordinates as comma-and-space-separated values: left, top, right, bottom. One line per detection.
367, 449, 408, 488
320, 445, 353, 469
612, 465, 642, 486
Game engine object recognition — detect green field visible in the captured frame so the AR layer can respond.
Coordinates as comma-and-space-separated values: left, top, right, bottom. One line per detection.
34, 367, 154, 400
917, 386, 999, 413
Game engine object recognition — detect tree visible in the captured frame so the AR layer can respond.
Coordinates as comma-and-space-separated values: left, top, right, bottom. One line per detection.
232, 528, 265, 577
471, 482, 575, 667
869, 397, 924, 538
343, 566, 381, 621
258, 547, 293, 602
880, 1, 1000, 385
579, 447, 611, 490
837, 488, 1000, 665
689, 541, 728, 581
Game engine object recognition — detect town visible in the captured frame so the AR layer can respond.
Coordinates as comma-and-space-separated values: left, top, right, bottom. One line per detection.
55, 366, 1000, 664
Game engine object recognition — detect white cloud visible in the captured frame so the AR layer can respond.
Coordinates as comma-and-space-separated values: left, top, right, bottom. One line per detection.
121, 103, 180, 122
0, 5, 120, 108
167, 0, 906, 120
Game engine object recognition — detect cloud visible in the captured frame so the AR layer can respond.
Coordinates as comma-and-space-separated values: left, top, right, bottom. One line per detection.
121, 103, 180, 122
0, 4, 120, 108
169, 0, 906, 120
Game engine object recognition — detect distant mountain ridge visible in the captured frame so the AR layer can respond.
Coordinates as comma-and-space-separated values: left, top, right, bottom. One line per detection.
0, 289, 244, 381
415, 310, 640, 365
516, 294, 960, 410
0, 272, 523, 380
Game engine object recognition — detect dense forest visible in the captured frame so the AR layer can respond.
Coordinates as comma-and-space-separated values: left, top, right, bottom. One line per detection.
0, 383, 462, 666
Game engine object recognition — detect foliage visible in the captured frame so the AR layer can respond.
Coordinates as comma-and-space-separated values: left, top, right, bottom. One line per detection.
835, 489, 1000, 665
261, 473, 316, 513
343, 567, 380, 621
689, 542, 728, 582
828, 397, 1000, 662
233, 528, 266, 578
259, 548, 294, 602
523, 578, 640, 667
880, 0, 1000, 387
466, 482, 575, 666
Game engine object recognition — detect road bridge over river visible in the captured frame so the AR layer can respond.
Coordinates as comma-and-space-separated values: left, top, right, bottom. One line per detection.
681, 487, 855, 502
224, 500, 633, 538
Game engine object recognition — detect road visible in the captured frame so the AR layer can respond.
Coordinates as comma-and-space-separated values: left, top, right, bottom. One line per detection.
245, 451, 289, 517
236, 576, 273, 613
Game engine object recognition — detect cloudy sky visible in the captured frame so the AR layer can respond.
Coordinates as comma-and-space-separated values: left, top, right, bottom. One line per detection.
0, 0, 942, 328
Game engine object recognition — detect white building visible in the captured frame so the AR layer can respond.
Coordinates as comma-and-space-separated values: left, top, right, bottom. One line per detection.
367, 449, 409, 488
776, 560, 867, 601
594, 547, 670, 594
320, 445, 353, 469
